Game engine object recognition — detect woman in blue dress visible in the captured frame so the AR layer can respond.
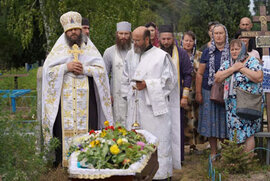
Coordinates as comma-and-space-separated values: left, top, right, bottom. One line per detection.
215, 39, 263, 152
196, 24, 229, 158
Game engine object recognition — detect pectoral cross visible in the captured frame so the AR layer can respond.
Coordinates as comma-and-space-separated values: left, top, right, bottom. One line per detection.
116, 62, 123, 70
68, 44, 83, 62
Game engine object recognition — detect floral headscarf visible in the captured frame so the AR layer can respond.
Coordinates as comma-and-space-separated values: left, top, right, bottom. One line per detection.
208, 24, 230, 86
224, 41, 247, 99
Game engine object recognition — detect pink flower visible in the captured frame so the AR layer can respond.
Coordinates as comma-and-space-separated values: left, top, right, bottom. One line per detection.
224, 84, 229, 90
137, 141, 145, 150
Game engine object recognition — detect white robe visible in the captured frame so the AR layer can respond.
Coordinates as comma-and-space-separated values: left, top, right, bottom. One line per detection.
121, 46, 181, 179
103, 45, 130, 124
42, 34, 113, 166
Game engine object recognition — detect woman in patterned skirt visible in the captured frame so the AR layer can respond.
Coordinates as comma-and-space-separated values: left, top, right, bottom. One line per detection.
215, 39, 263, 152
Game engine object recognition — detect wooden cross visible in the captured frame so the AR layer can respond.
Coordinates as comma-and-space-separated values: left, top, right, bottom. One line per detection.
241, 6, 270, 55
242, 6, 270, 131
68, 44, 83, 62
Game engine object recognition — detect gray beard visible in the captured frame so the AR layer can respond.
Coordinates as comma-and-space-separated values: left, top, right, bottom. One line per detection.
134, 44, 146, 54
82, 34, 88, 44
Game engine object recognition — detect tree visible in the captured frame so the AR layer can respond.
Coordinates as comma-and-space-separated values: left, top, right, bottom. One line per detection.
252, 0, 270, 30
178, 0, 251, 47
1, 0, 162, 69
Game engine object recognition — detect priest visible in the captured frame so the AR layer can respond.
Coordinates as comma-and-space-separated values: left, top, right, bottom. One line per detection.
103, 21, 132, 124
121, 26, 181, 180
42, 11, 113, 167
159, 25, 192, 162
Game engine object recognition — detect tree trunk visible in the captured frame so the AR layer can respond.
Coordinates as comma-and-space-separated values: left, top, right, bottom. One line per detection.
39, 0, 52, 55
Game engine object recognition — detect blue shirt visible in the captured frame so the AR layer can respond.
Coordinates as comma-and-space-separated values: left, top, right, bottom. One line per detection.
200, 47, 222, 90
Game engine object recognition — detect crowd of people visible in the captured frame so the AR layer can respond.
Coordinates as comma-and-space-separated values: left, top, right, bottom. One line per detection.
42, 11, 264, 181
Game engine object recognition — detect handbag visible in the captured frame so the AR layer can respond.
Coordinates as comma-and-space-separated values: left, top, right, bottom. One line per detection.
236, 87, 262, 120
210, 82, 224, 104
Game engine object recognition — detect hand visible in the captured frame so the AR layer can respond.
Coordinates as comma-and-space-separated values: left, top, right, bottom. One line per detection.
136, 80, 146, 90
180, 98, 188, 109
195, 92, 203, 104
67, 62, 83, 75
232, 62, 244, 72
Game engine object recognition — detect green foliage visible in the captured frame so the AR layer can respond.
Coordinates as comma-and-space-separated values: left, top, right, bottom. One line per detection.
178, 0, 251, 47
0, 68, 37, 90
220, 131, 257, 174
0, 112, 59, 181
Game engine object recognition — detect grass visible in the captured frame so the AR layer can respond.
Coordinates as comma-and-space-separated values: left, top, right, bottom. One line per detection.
0, 68, 38, 90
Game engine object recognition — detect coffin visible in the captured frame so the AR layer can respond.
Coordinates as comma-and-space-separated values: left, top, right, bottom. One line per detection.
68, 130, 159, 181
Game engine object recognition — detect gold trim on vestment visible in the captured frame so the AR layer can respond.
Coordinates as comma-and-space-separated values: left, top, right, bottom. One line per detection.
64, 129, 88, 137
172, 46, 180, 90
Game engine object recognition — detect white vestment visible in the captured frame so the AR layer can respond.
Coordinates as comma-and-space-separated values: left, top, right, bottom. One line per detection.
121, 46, 181, 179
103, 45, 131, 124
42, 34, 113, 166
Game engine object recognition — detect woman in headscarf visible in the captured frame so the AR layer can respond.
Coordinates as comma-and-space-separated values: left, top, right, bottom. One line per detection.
215, 39, 263, 152
145, 22, 159, 47
181, 31, 205, 151
196, 24, 229, 159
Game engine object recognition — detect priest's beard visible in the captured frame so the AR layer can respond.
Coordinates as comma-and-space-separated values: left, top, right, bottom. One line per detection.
116, 36, 131, 51
65, 32, 83, 48
134, 43, 146, 54
160, 43, 174, 55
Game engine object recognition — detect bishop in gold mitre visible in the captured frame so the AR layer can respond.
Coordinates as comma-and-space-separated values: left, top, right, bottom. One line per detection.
42, 11, 113, 167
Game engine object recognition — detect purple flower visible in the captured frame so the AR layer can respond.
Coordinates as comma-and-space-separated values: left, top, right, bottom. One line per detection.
137, 141, 145, 150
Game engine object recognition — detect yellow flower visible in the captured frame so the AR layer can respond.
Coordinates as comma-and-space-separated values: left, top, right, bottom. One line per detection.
110, 144, 120, 155
122, 130, 127, 136
104, 121, 109, 126
117, 138, 123, 145
90, 141, 95, 147
95, 140, 100, 146
101, 130, 107, 138
119, 128, 127, 136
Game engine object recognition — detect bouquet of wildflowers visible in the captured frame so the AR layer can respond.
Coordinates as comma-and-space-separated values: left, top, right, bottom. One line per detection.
68, 122, 155, 169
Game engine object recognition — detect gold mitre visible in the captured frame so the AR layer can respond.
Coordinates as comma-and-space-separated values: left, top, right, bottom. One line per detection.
60, 11, 82, 32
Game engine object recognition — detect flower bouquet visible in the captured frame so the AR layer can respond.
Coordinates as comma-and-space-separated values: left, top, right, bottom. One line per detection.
68, 122, 158, 179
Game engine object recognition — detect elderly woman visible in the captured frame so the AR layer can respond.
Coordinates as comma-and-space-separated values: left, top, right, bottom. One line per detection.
181, 31, 204, 150
196, 24, 229, 159
145, 22, 159, 47
215, 39, 263, 152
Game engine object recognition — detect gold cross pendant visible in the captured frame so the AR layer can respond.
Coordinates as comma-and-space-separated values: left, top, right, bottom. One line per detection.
68, 44, 83, 62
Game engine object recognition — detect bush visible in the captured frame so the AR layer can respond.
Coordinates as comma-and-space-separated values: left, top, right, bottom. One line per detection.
0, 99, 59, 181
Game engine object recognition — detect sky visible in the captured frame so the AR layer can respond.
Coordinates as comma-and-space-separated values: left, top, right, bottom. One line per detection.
249, 0, 255, 15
